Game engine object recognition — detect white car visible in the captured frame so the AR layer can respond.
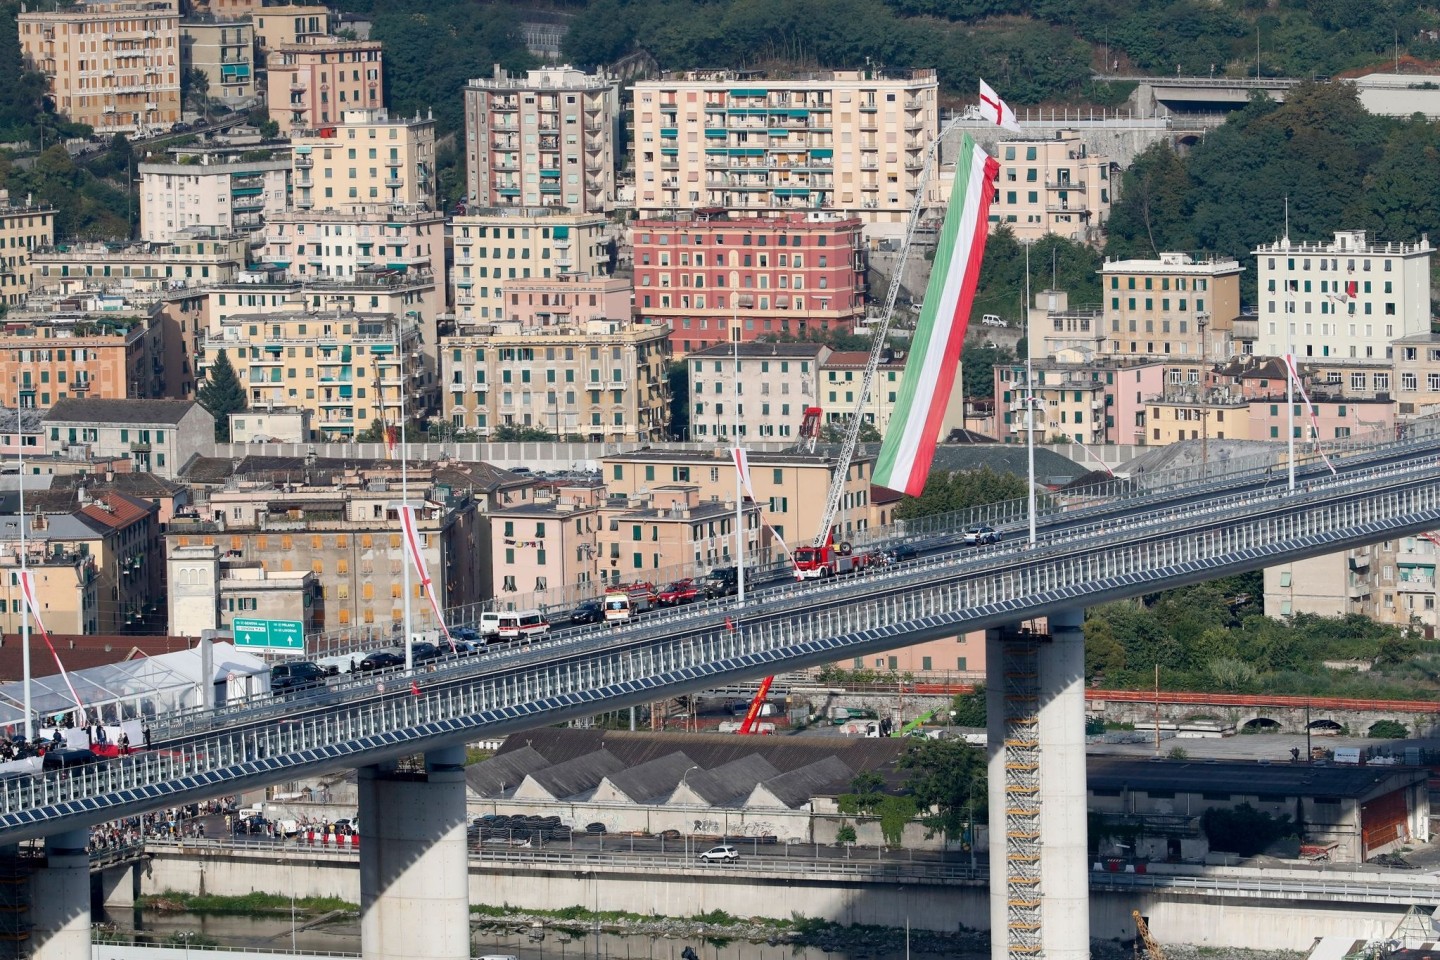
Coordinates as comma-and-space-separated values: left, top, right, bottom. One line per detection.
697, 844, 739, 863
963, 524, 1001, 546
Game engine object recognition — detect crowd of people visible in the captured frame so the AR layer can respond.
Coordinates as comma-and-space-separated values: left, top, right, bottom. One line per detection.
87, 798, 235, 854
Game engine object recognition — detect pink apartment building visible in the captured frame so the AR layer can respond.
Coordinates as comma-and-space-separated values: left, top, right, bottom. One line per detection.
499, 271, 630, 327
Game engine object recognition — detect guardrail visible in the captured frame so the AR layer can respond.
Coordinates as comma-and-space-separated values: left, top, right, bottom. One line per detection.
0, 444, 1436, 842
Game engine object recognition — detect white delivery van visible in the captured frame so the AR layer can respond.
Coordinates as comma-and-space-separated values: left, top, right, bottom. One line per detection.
495, 609, 549, 642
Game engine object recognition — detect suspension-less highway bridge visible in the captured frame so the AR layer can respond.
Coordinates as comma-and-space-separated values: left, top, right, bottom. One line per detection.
8, 423, 1440, 960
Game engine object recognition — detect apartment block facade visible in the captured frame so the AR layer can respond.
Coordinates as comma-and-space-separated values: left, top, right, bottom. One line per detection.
602, 449, 876, 546
0, 194, 56, 307
291, 109, 436, 212
19, 0, 182, 135
261, 206, 445, 286
979, 132, 1112, 243
491, 271, 630, 327
30, 236, 247, 295
687, 342, 827, 442
249, 5, 329, 58
819, 350, 966, 438
631, 213, 866, 355
439, 319, 670, 442
994, 359, 1169, 446
450, 209, 610, 323
42, 397, 212, 477
0, 312, 165, 408
199, 311, 423, 441
1254, 231, 1432, 362
266, 38, 383, 135
179, 15, 253, 102
139, 154, 290, 241
463, 66, 620, 213
1100, 253, 1244, 360
595, 486, 762, 587
632, 69, 939, 231
1392, 333, 1440, 421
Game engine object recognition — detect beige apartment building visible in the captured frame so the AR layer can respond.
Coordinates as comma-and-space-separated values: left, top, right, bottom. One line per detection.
19, 0, 182, 135
0, 194, 56, 307
249, 5, 328, 59
180, 15, 253, 102
1393, 333, 1440, 420
166, 468, 486, 636
603, 448, 876, 546
687, 342, 827, 442
42, 397, 213, 477
595, 485, 763, 588
266, 37, 383, 135
439, 318, 670, 442
198, 311, 423, 441
632, 69, 939, 232
30, 236, 247, 295
975, 132, 1112, 243
292, 109, 436, 212
1100, 253, 1244, 360
139, 152, 290, 241
451, 208, 610, 323
819, 350, 966, 439
463, 65, 620, 213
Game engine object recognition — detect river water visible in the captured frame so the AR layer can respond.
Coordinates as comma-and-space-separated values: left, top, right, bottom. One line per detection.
101, 908, 977, 960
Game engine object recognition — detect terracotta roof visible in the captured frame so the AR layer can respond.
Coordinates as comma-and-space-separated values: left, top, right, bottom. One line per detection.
79, 492, 154, 529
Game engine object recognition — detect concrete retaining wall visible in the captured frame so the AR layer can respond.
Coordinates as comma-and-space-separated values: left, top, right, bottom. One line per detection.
134, 848, 1409, 950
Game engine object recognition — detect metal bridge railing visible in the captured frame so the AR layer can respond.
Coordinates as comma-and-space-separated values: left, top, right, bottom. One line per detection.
0, 447, 1438, 839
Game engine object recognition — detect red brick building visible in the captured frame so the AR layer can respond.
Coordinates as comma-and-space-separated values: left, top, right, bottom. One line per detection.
631, 212, 867, 356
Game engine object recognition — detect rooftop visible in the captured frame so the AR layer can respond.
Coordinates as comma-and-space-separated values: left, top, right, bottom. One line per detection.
43, 399, 203, 427
1088, 756, 1426, 799
606, 448, 871, 468
687, 342, 829, 360
1102, 252, 1244, 275
1254, 230, 1431, 257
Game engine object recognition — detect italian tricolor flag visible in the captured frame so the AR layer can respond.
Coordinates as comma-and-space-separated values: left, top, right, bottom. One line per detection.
873, 135, 999, 496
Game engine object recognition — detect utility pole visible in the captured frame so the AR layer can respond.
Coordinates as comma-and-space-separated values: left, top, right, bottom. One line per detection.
1199, 313, 1209, 479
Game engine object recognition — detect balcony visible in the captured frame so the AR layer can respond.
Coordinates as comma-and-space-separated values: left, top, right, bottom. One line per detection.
1046, 201, 1089, 214
1045, 179, 1085, 191
385, 177, 404, 189
130, 441, 151, 453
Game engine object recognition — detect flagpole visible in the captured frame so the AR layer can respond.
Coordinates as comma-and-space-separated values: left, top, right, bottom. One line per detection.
18, 436, 32, 741
731, 325, 745, 605
398, 326, 413, 674
1284, 201, 1295, 493
1024, 239, 1036, 547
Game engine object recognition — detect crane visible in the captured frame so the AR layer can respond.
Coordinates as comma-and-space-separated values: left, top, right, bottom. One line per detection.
1132, 911, 1166, 960
789, 118, 957, 582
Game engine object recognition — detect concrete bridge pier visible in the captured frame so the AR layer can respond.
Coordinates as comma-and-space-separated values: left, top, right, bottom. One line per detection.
30, 829, 90, 960
987, 608, 1089, 960
359, 745, 470, 960
96, 861, 138, 909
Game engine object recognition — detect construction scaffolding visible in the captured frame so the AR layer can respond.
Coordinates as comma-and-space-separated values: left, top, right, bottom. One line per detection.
1003, 635, 1043, 956
0, 851, 33, 960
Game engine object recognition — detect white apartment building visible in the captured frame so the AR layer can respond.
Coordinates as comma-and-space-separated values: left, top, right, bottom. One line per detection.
1254, 231, 1432, 363
292, 109, 437, 212
462, 65, 620, 213
687, 342, 828, 442
139, 152, 290, 241
261, 206, 445, 287
632, 69, 939, 233
451, 208, 610, 323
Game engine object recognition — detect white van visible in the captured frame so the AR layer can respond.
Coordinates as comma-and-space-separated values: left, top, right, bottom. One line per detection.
981, 314, 1006, 327
495, 610, 549, 642
479, 611, 501, 639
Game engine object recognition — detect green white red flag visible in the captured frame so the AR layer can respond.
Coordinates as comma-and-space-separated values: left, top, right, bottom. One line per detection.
873, 134, 999, 495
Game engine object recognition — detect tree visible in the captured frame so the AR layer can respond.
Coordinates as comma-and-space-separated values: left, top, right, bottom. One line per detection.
1368, 719, 1408, 739
492, 424, 557, 442
182, 68, 210, 116
849, 771, 886, 815
666, 360, 689, 440
893, 466, 1031, 521
898, 737, 986, 840
197, 349, 245, 442
949, 684, 985, 728
822, 420, 882, 443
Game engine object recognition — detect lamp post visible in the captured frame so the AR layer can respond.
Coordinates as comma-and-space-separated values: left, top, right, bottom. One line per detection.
1021, 238, 1037, 547
1198, 313, 1210, 480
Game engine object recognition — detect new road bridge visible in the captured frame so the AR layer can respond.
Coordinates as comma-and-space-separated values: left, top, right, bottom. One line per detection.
9, 423, 1440, 960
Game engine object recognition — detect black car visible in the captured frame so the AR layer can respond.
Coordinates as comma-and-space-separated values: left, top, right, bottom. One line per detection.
410, 641, 441, 663
270, 660, 328, 694
886, 545, 920, 564
703, 566, 739, 599
569, 600, 604, 625
359, 651, 405, 672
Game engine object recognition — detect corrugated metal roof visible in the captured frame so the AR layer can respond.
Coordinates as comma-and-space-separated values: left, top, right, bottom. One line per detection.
516, 748, 626, 801
745, 756, 854, 809
673, 754, 782, 806
465, 745, 550, 798
595, 751, 697, 804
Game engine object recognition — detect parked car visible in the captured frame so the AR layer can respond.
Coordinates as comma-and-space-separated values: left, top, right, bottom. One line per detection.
697, 844, 739, 863
270, 660, 328, 694
358, 651, 405, 672
963, 524, 1001, 546
569, 600, 604, 625
657, 579, 699, 606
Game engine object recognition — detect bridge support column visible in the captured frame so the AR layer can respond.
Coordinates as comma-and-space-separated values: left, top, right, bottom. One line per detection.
30, 829, 90, 960
359, 746, 470, 960
987, 608, 1089, 960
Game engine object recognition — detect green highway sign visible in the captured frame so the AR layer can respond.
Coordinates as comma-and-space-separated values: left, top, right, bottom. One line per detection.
232, 617, 306, 653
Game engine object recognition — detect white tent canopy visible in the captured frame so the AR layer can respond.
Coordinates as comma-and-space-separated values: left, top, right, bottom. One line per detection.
0, 641, 269, 733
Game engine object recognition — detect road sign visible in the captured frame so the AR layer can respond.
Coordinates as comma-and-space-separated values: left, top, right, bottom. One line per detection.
232, 618, 305, 653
